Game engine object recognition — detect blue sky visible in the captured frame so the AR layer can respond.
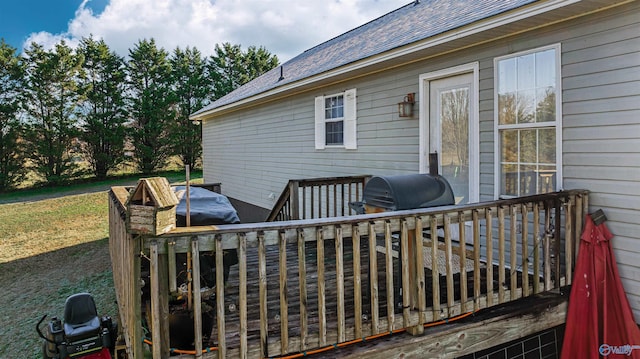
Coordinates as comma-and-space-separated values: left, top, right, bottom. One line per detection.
0, 0, 408, 61
1, 0, 107, 50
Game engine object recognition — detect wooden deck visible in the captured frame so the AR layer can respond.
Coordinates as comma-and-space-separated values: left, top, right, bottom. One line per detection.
109, 179, 588, 359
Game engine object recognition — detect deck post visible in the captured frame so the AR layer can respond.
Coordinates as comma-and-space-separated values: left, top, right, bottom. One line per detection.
289, 181, 300, 220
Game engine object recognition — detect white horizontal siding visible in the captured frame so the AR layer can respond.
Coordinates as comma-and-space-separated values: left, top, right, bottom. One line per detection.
203, 67, 424, 210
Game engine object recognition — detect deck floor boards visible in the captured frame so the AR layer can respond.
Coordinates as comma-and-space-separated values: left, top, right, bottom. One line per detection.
190, 236, 527, 356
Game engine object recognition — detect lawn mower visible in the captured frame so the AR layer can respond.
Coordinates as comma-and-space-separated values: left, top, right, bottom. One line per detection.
37, 293, 117, 359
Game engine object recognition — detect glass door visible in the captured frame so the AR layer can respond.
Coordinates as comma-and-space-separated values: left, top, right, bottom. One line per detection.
429, 73, 475, 204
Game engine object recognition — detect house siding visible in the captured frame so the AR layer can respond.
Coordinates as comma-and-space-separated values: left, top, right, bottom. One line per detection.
560, 2, 640, 320
202, 2, 640, 319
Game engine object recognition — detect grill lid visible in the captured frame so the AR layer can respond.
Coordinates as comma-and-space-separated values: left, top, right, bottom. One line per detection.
363, 174, 455, 211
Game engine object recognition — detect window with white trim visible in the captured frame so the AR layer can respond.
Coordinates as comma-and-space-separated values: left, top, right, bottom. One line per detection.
495, 45, 562, 198
315, 88, 357, 149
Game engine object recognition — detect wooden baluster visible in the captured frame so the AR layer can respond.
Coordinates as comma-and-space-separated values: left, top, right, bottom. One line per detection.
521, 204, 530, 297
238, 234, 248, 358
533, 203, 541, 294
565, 195, 574, 286
575, 194, 584, 266
472, 210, 481, 312
444, 215, 454, 315
215, 236, 225, 358
430, 215, 441, 320
325, 184, 330, 218
353, 224, 363, 339
544, 201, 552, 291
485, 208, 494, 307
298, 229, 308, 351
384, 221, 395, 331
336, 182, 339, 216
498, 206, 506, 304
150, 241, 162, 359
400, 219, 411, 328
554, 198, 562, 288
258, 232, 268, 358
510, 205, 517, 301
415, 216, 426, 326
311, 186, 315, 219
302, 185, 307, 220
279, 231, 289, 353
368, 222, 380, 334
458, 212, 467, 313
335, 226, 346, 343
317, 227, 327, 345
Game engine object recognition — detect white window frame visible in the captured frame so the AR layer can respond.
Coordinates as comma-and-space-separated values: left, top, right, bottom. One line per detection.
315, 88, 357, 150
493, 43, 563, 199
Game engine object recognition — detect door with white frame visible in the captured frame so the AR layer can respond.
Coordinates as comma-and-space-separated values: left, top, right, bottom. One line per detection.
419, 64, 479, 242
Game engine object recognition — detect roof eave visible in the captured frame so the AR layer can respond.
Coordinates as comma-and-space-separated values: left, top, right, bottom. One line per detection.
190, 0, 625, 122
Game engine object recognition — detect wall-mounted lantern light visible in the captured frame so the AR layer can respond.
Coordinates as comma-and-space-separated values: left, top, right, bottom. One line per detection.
398, 93, 415, 118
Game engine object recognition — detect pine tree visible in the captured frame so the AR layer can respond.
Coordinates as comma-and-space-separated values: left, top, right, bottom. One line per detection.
208, 42, 245, 100
77, 37, 128, 179
21, 41, 83, 185
0, 40, 25, 190
126, 39, 175, 174
208, 42, 279, 100
241, 45, 279, 85
169, 46, 210, 170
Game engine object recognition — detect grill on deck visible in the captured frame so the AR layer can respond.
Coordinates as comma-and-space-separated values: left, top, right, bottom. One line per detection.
356, 173, 455, 214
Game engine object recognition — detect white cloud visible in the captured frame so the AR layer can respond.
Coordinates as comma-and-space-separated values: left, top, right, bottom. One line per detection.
23, 0, 409, 61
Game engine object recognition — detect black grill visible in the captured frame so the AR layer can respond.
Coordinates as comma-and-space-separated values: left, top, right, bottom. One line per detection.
360, 173, 455, 213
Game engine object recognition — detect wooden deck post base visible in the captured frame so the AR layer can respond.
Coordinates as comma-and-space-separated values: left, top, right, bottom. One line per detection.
407, 324, 425, 336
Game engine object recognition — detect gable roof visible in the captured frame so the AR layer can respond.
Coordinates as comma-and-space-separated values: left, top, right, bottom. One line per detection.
190, 0, 542, 118
126, 177, 179, 209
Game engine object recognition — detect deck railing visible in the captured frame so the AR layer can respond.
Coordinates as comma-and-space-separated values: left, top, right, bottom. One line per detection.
109, 187, 588, 358
266, 175, 370, 222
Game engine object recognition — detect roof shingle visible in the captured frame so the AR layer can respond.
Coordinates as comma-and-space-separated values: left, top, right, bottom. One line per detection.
193, 0, 537, 116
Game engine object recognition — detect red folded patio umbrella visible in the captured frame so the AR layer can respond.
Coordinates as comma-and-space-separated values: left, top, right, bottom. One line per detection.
561, 211, 640, 358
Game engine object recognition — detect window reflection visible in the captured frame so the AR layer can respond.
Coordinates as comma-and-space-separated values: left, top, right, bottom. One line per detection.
496, 46, 559, 197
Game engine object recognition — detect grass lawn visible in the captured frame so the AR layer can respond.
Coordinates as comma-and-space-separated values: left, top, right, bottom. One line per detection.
0, 171, 202, 358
